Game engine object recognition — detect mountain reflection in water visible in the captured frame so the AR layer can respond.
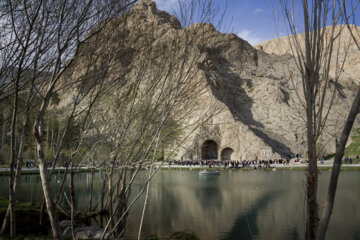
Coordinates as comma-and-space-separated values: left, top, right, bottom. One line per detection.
1, 170, 360, 239
126, 170, 359, 240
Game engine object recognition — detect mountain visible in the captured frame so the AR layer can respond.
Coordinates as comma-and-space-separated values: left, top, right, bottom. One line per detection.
64, 0, 360, 161
255, 25, 360, 86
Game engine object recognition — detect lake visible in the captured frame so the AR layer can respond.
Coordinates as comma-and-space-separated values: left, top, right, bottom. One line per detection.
0, 169, 360, 239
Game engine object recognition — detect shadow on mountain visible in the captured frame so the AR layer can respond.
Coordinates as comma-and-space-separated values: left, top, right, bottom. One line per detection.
200, 54, 293, 157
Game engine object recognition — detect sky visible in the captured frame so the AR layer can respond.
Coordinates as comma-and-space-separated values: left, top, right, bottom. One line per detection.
153, 0, 286, 45
153, 0, 360, 46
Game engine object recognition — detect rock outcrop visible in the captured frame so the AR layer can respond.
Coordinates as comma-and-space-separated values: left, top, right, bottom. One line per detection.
65, 0, 360, 160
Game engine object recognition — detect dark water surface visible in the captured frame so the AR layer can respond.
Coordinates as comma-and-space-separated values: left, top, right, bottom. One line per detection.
1, 169, 360, 240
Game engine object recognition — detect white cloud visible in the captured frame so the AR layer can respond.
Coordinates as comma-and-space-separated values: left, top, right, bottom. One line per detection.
254, 8, 263, 14
237, 29, 263, 45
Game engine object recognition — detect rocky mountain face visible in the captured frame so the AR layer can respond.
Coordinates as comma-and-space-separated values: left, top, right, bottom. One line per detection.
255, 25, 360, 86
66, 0, 360, 161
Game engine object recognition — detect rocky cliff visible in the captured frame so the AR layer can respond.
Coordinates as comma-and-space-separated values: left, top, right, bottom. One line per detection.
65, 0, 360, 161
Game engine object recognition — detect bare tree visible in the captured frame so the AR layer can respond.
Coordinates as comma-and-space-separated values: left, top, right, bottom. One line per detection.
0, 0, 139, 238
317, 5, 360, 239
0, 1, 45, 235
1, 0, 224, 239
278, 0, 359, 239
50, 1, 223, 239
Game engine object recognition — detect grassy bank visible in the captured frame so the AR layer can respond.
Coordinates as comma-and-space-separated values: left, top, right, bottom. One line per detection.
344, 128, 360, 157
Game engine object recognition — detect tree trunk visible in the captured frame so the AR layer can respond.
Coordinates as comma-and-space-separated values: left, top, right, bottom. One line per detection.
100, 173, 107, 228
304, 75, 319, 240
138, 164, 153, 240
8, 75, 20, 237
108, 173, 113, 217
305, 143, 319, 240
0, 207, 10, 234
88, 161, 95, 212
34, 104, 63, 239
317, 90, 360, 240
1, 106, 31, 234
70, 167, 76, 240
39, 198, 46, 226
115, 171, 126, 236
107, 156, 115, 233
37, 150, 62, 239
36, 146, 62, 239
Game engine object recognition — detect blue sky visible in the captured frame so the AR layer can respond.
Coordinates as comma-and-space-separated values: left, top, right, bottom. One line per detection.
153, 0, 360, 46
153, 0, 284, 45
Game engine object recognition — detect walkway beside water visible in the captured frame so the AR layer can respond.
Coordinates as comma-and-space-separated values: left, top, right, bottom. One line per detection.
0, 167, 90, 175
159, 160, 360, 169
1, 161, 360, 174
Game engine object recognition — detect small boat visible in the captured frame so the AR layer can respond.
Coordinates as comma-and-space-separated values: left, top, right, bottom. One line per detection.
199, 170, 220, 176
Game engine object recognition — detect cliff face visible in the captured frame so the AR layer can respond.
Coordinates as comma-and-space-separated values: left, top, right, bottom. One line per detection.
255, 25, 360, 87
66, 0, 360, 160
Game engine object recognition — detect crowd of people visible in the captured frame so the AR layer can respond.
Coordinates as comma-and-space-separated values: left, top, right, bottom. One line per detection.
13, 154, 360, 171
169, 154, 359, 168
344, 155, 359, 164
25, 160, 34, 168
170, 159, 291, 169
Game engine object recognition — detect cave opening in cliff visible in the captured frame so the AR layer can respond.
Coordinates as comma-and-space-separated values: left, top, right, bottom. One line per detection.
201, 140, 218, 160
221, 147, 234, 160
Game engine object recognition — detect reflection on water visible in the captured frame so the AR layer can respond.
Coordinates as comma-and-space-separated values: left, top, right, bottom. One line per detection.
219, 193, 274, 240
0, 170, 360, 239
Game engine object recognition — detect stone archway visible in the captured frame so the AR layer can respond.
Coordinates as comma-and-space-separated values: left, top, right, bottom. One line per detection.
201, 140, 218, 160
221, 147, 234, 161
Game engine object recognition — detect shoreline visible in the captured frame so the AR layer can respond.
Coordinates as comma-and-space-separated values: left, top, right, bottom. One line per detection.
160, 164, 360, 171
0, 167, 93, 176
1, 161, 360, 176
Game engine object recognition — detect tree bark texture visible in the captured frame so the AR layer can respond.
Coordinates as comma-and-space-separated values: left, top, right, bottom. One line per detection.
317, 90, 360, 240
305, 111, 319, 240
8, 76, 20, 237
34, 97, 63, 239
107, 156, 115, 234
88, 162, 95, 212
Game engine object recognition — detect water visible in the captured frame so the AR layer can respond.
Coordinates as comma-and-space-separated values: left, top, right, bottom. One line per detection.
1, 169, 360, 240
